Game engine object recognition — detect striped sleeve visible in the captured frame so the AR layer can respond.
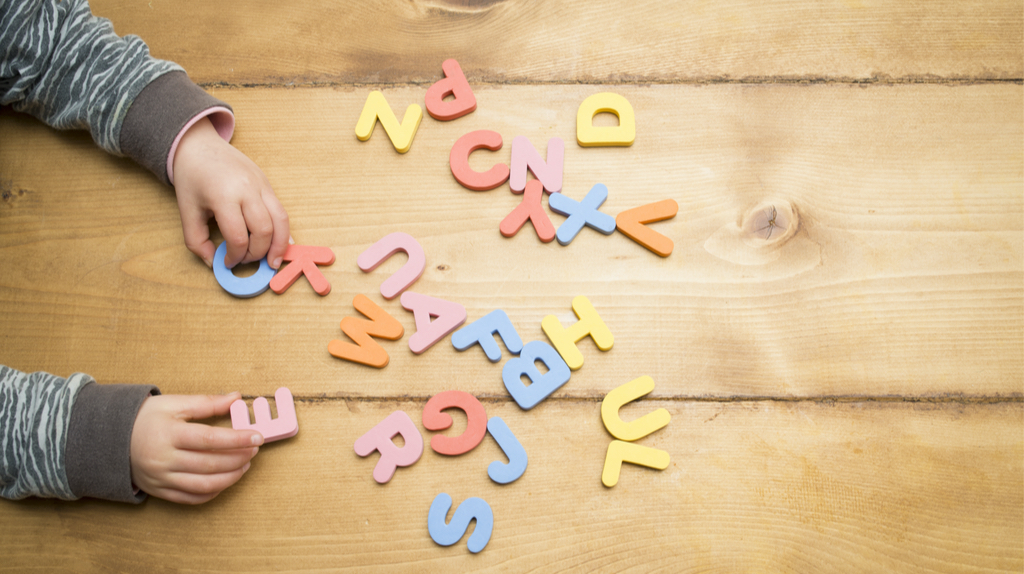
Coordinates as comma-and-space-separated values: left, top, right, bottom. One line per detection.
0, 366, 89, 500
0, 0, 182, 155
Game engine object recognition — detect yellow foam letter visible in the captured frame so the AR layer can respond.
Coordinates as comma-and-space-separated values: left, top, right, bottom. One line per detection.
601, 376, 671, 442
541, 295, 613, 371
576, 92, 635, 147
601, 440, 669, 487
355, 91, 423, 153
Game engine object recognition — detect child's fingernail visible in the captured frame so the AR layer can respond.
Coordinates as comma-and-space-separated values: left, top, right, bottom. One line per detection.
251, 434, 264, 446
288, 235, 295, 245
243, 462, 251, 473
252, 447, 259, 457
272, 257, 282, 269
202, 257, 212, 268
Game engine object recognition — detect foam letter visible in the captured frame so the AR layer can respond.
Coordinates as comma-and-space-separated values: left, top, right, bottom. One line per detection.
601, 376, 671, 442
425, 58, 477, 121
328, 294, 404, 368
269, 245, 336, 296
548, 183, 617, 246
449, 130, 509, 191
400, 292, 467, 354
616, 199, 678, 257
509, 136, 563, 193
354, 91, 423, 153
486, 417, 527, 484
541, 295, 613, 371
502, 340, 571, 410
230, 387, 298, 442
451, 309, 523, 362
357, 232, 426, 300
601, 440, 669, 487
499, 180, 555, 243
422, 390, 487, 456
354, 411, 424, 484
428, 493, 493, 553
212, 242, 275, 298
576, 92, 635, 147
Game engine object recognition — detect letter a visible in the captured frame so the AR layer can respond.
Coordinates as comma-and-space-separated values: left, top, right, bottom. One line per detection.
400, 292, 467, 354
355, 91, 423, 153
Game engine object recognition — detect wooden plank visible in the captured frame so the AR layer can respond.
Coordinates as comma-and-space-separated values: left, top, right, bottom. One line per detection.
88, 0, 1023, 85
1, 399, 1020, 572
1, 84, 1020, 398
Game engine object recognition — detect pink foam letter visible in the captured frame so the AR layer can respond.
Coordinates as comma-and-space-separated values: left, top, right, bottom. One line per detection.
357, 232, 426, 300
509, 136, 564, 194
400, 291, 467, 354
354, 410, 424, 484
230, 387, 299, 442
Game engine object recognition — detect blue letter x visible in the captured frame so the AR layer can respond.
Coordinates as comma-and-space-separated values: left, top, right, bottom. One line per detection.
549, 183, 617, 246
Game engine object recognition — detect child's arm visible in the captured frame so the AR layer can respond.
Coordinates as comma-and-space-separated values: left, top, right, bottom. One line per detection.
0, 0, 289, 268
0, 366, 261, 504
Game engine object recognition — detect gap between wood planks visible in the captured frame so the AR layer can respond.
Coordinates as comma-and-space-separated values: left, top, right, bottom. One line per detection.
197, 76, 1023, 90
250, 393, 1024, 405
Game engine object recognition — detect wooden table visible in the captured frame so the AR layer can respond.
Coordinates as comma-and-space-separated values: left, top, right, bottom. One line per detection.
2, 1, 1021, 571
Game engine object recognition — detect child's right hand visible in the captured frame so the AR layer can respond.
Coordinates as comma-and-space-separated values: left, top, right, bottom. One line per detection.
172, 116, 290, 270
130, 392, 263, 504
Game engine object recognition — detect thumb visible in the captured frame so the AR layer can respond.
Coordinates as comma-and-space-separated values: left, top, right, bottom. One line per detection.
175, 392, 243, 421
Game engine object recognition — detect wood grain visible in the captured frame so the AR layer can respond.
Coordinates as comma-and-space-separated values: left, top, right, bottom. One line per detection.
1, 84, 1020, 398
2, 1, 1021, 570
87, 0, 1024, 86
2, 400, 1021, 573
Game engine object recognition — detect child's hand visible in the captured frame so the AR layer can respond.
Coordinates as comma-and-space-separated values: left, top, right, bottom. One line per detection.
130, 392, 263, 505
172, 117, 290, 270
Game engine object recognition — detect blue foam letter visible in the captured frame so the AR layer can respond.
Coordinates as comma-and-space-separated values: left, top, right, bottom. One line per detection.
427, 493, 493, 553
502, 340, 571, 410
212, 242, 276, 298
549, 183, 617, 246
486, 417, 527, 484
451, 309, 524, 362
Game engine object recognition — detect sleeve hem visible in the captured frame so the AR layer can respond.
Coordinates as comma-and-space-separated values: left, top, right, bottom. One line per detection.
119, 70, 233, 185
166, 106, 235, 185
65, 382, 161, 504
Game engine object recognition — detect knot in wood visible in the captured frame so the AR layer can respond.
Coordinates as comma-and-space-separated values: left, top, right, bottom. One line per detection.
741, 200, 798, 247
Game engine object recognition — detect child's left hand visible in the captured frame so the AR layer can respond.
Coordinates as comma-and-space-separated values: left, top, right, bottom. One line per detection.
130, 392, 263, 505
171, 117, 290, 270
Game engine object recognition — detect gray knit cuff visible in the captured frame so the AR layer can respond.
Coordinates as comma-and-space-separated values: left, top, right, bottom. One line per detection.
120, 70, 233, 185
65, 382, 160, 503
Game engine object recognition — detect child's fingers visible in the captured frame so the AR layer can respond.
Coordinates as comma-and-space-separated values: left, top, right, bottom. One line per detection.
215, 205, 250, 268
165, 464, 251, 496
178, 204, 216, 267
148, 486, 221, 505
174, 392, 242, 420
169, 447, 258, 475
240, 198, 274, 265
175, 421, 263, 451
262, 190, 290, 270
